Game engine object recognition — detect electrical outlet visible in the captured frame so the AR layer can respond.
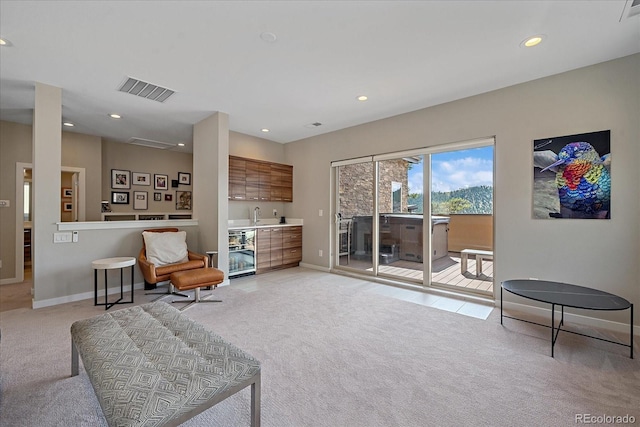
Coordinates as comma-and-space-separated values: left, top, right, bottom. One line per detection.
0, 200, 10, 207
319, 209, 323, 217
319, 249, 323, 257
72, 231, 78, 242
273, 209, 277, 217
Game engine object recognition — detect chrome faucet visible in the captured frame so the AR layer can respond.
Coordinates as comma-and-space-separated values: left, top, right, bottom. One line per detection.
253, 206, 261, 224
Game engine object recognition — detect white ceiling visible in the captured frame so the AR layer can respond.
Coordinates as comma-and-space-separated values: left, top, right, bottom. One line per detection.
1, 1, 638, 151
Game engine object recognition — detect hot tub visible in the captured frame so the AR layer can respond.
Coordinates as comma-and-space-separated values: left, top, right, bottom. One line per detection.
351, 214, 450, 262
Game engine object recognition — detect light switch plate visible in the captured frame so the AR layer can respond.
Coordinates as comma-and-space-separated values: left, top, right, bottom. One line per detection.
53, 232, 72, 243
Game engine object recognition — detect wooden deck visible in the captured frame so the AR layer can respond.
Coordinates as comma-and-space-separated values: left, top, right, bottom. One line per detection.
338, 252, 493, 295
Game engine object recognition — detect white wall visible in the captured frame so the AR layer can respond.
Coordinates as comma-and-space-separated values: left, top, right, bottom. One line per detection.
284, 54, 640, 324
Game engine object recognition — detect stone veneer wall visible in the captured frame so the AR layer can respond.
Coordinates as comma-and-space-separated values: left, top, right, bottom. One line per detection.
338, 159, 409, 219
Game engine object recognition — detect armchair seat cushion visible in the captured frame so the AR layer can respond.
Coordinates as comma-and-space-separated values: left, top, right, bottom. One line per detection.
155, 259, 206, 277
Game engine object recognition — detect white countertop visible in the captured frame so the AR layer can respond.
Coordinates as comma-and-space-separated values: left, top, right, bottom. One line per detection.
228, 218, 303, 230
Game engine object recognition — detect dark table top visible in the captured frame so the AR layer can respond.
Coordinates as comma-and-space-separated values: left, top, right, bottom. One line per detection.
502, 279, 631, 311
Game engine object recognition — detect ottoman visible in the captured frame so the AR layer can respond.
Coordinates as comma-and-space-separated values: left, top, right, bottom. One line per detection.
170, 267, 224, 310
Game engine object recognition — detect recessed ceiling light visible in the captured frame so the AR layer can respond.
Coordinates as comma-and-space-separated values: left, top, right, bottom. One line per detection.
177, 143, 185, 147
108, 113, 122, 119
63, 122, 74, 127
260, 32, 277, 43
357, 95, 368, 101
0, 38, 12, 46
261, 128, 270, 133
521, 35, 545, 48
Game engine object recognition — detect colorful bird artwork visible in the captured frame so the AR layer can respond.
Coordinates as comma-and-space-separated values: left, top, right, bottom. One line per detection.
540, 141, 610, 219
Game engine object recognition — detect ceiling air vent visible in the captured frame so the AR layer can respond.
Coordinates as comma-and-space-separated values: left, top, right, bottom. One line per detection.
118, 77, 175, 102
127, 137, 177, 150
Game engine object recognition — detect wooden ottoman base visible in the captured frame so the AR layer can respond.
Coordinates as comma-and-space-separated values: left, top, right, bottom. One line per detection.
170, 268, 224, 310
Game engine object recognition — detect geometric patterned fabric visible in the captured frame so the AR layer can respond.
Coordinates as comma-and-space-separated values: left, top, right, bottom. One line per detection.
71, 302, 261, 427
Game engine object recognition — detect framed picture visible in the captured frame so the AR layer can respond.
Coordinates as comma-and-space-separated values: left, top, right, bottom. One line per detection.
62, 188, 73, 198
111, 191, 129, 204
533, 129, 610, 220
178, 172, 191, 185
154, 174, 168, 190
62, 202, 73, 212
133, 191, 148, 210
132, 172, 151, 186
165, 194, 172, 201
176, 191, 192, 210
111, 169, 131, 189
154, 192, 162, 201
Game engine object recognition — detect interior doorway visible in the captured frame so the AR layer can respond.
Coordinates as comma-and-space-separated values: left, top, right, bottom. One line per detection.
14, 163, 86, 284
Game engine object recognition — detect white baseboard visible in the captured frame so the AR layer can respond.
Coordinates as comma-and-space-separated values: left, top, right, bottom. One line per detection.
32, 279, 231, 309
498, 300, 637, 337
33, 281, 146, 309
299, 262, 330, 272
0, 277, 21, 285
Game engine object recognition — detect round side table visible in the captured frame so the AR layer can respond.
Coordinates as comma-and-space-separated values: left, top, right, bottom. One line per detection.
92, 257, 136, 310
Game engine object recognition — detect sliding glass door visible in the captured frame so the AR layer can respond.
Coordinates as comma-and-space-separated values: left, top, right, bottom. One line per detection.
377, 156, 424, 283
332, 137, 494, 295
335, 160, 374, 273
430, 145, 494, 293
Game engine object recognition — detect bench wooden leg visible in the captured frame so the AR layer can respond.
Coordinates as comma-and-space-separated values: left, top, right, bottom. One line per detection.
251, 373, 261, 427
476, 255, 483, 276
460, 253, 468, 274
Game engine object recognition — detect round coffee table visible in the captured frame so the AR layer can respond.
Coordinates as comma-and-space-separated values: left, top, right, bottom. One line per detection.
501, 279, 633, 358
92, 257, 136, 310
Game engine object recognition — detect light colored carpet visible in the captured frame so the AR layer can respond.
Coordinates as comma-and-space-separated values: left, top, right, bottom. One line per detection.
0, 267, 638, 426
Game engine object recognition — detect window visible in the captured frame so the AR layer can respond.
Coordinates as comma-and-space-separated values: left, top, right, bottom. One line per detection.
392, 182, 402, 213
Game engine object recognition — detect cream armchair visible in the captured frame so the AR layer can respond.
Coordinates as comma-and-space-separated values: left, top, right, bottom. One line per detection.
138, 228, 208, 290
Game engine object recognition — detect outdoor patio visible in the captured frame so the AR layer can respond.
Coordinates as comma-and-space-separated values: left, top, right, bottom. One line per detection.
340, 251, 494, 295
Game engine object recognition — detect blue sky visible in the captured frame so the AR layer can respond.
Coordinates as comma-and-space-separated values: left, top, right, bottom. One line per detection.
408, 146, 494, 193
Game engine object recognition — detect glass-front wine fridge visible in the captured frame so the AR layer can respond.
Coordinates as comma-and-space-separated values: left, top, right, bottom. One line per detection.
228, 229, 256, 277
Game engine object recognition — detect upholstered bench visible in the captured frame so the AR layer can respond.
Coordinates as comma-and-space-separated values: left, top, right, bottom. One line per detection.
170, 268, 224, 310
71, 302, 261, 427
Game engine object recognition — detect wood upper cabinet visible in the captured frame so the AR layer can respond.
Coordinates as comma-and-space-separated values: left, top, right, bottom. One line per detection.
229, 156, 292, 202
229, 157, 246, 200
270, 163, 293, 202
245, 160, 270, 201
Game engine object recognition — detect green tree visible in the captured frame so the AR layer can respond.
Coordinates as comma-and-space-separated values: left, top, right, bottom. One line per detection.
447, 197, 472, 213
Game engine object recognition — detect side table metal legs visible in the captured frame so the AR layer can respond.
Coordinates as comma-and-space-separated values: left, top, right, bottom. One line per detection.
502, 284, 633, 359
94, 265, 134, 310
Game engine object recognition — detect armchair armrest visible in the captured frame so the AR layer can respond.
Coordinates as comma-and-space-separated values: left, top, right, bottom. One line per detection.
138, 248, 157, 284
188, 250, 208, 268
